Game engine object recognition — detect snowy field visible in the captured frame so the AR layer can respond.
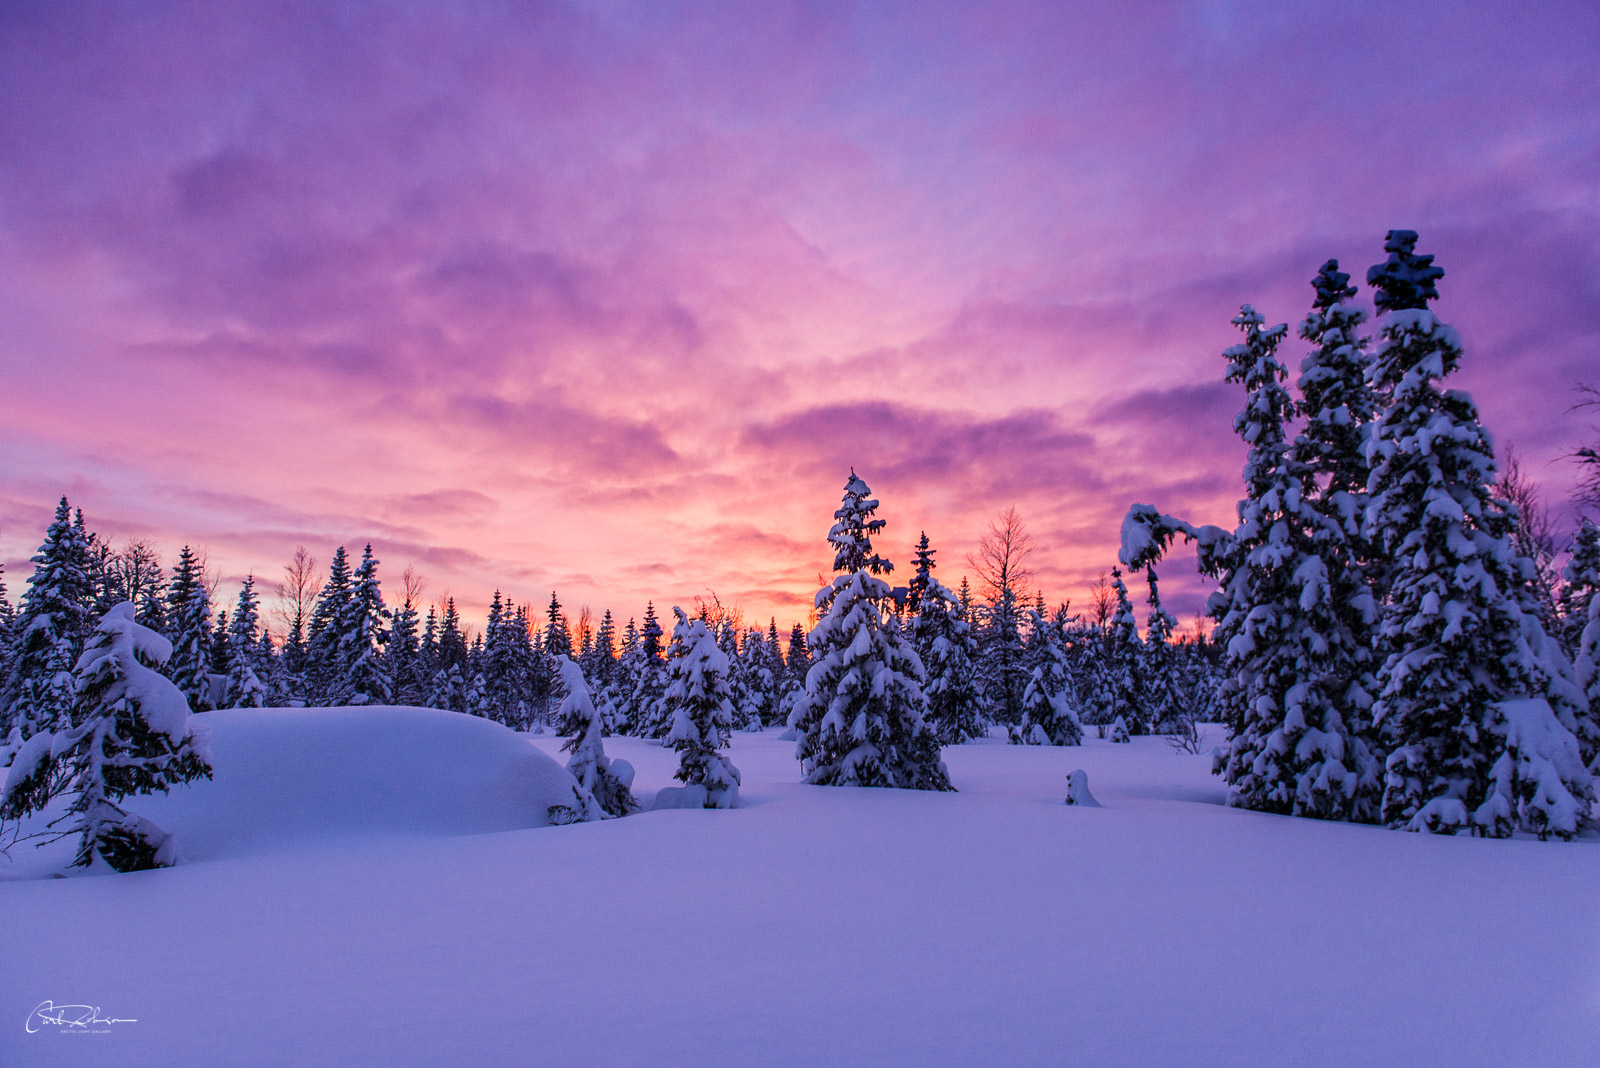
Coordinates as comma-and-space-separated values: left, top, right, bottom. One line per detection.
4, 708, 1598, 1067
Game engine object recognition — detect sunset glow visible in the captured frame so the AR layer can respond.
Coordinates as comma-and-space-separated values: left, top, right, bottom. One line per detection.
2, 1, 1596, 628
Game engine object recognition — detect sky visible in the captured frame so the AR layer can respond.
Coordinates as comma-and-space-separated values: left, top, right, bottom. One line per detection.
2, 0, 1597, 632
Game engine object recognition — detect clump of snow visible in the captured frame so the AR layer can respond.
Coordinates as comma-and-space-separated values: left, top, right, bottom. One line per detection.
1477, 698, 1593, 840
1110, 715, 1131, 743
132, 706, 580, 859
1064, 769, 1100, 807
0, 730, 55, 810
1119, 504, 1164, 568
651, 783, 710, 810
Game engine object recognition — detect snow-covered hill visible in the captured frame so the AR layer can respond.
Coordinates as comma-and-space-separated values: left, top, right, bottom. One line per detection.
3, 720, 1596, 1066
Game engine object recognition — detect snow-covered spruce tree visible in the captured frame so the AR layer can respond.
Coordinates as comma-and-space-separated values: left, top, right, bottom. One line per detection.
1015, 607, 1083, 746
464, 668, 491, 719
911, 541, 986, 745
0, 602, 211, 871
1559, 520, 1600, 658
222, 577, 267, 708
210, 608, 232, 678
1140, 567, 1182, 732
553, 655, 637, 819
2, 497, 94, 749
1295, 260, 1377, 556
744, 620, 782, 728
1365, 231, 1591, 836
1103, 568, 1145, 734
1212, 306, 1383, 820
0, 565, 13, 691
582, 609, 618, 710
606, 617, 642, 733
1287, 259, 1385, 810
1066, 615, 1114, 734
979, 584, 1028, 735
336, 545, 390, 706
163, 545, 214, 713
428, 662, 465, 715
545, 592, 572, 661
252, 631, 278, 704
790, 472, 952, 791
906, 532, 937, 617
509, 604, 543, 730
305, 546, 352, 704
717, 622, 756, 730
1567, 521, 1600, 718
136, 572, 168, 638
784, 621, 809, 689
628, 602, 670, 738
778, 622, 810, 728
438, 597, 469, 673
388, 585, 425, 707
661, 608, 741, 808
480, 592, 515, 724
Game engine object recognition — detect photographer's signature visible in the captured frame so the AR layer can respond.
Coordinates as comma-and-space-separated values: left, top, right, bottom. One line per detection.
26, 1000, 137, 1033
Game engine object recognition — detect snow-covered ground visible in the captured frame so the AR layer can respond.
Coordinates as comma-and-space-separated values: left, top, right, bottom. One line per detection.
4, 710, 1597, 1066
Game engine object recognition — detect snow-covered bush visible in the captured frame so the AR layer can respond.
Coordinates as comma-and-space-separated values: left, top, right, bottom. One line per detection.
1, 602, 212, 871
662, 608, 741, 809
554, 656, 638, 820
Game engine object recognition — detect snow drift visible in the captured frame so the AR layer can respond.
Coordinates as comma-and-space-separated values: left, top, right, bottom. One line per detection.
133, 705, 578, 859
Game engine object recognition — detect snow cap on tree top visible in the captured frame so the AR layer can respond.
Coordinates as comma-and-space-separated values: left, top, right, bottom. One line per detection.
1367, 229, 1442, 311
1310, 259, 1356, 309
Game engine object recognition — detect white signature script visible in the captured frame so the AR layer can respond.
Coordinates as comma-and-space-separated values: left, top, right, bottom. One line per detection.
26, 1001, 137, 1033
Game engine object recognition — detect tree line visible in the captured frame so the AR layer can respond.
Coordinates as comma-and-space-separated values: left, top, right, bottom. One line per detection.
0, 498, 1216, 763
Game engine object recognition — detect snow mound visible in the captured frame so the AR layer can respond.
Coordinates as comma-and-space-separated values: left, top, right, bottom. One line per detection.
134, 706, 579, 859
1065, 769, 1101, 807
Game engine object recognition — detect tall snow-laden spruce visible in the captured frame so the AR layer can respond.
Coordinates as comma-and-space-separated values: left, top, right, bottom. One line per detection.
545, 592, 572, 661
0, 602, 212, 871
1015, 607, 1083, 746
790, 472, 952, 790
626, 602, 669, 737
306, 546, 352, 704
163, 545, 214, 713
1140, 567, 1182, 732
554, 655, 638, 819
1364, 230, 1591, 836
222, 576, 267, 708
1210, 305, 1383, 821
0, 565, 13, 697
1568, 520, 1600, 722
338, 545, 390, 706
717, 621, 755, 729
910, 535, 986, 745
661, 607, 741, 808
389, 585, 425, 707
479, 592, 516, 724
979, 583, 1027, 734
1103, 568, 1144, 733
2, 497, 94, 750
779, 622, 810, 726
1287, 259, 1384, 817
1295, 260, 1378, 567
